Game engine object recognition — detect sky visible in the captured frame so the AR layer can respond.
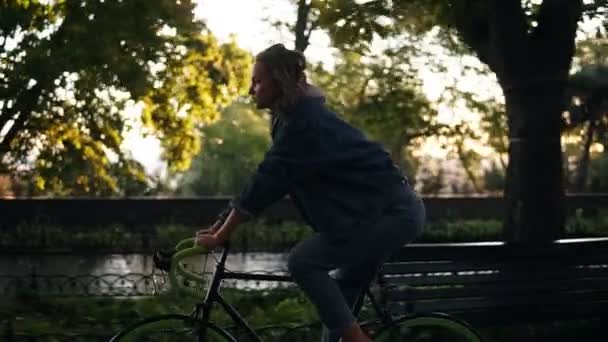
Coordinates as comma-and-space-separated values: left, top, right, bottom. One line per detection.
194, 0, 337, 66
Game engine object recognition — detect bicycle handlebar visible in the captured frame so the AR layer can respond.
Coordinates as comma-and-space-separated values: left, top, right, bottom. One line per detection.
165, 237, 210, 298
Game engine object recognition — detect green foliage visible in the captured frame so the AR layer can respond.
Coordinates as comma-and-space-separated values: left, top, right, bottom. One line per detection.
3, 213, 608, 252
142, 35, 253, 174
422, 219, 503, 242
1, 288, 317, 338
4, 222, 142, 250
0, 0, 252, 196
483, 161, 506, 193
155, 224, 193, 248
233, 220, 313, 252
565, 207, 608, 237
176, 100, 270, 196
312, 1, 607, 54
561, 38, 608, 191
2, 284, 605, 341
589, 151, 608, 191
573, 38, 608, 71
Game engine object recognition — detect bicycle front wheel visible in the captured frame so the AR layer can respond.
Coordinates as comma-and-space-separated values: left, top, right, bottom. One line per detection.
373, 313, 483, 342
109, 314, 235, 342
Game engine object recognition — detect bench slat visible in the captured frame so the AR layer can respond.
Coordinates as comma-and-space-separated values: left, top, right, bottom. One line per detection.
384, 277, 608, 301
387, 290, 608, 314
388, 239, 608, 262
381, 259, 608, 274
389, 301, 608, 326
380, 265, 608, 286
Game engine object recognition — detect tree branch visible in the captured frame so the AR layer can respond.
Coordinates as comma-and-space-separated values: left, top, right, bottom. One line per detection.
0, 108, 10, 135
295, 0, 312, 52
356, 76, 372, 108
491, 0, 528, 47
488, 0, 529, 80
582, 1, 608, 15
304, 20, 319, 49
0, 84, 43, 155
403, 123, 451, 142
533, 0, 583, 70
452, 0, 494, 67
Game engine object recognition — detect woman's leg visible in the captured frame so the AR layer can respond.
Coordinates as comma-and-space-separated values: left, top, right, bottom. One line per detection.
288, 197, 424, 341
320, 263, 379, 342
288, 234, 359, 338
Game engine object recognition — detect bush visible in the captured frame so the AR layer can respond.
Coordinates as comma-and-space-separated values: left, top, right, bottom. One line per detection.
1, 213, 607, 252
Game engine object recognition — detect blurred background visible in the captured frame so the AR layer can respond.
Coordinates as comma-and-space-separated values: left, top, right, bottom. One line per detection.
0, 0, 607, 340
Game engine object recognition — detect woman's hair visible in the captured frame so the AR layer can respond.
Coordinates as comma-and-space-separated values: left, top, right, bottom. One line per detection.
256, 43, 307, 114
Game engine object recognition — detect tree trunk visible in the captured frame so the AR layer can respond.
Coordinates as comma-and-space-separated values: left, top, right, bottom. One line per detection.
503, 82, 566, 243
487, 0, 581, 244
456, 141, 482, 193
573, 118, 596, 192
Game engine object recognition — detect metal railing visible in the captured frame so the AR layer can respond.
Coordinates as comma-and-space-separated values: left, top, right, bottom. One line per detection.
0, 270, 293, 298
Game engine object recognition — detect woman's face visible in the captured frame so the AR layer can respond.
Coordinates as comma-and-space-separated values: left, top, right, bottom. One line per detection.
249, 62, 280, 109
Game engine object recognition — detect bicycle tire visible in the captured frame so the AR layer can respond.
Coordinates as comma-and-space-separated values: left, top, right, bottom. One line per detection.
109, 314, 236, 342
373, 313, 483, 342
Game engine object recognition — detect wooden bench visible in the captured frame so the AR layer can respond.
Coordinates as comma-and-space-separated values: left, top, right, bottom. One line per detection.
377, 237, 608, 326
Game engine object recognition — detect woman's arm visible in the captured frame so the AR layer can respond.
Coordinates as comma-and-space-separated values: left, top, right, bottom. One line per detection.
196, 112, 319, 248
196, 208, 246, 248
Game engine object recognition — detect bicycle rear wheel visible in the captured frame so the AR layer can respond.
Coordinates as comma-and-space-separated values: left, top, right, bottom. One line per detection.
109, 314, 235, 342
373, 313, 483, 342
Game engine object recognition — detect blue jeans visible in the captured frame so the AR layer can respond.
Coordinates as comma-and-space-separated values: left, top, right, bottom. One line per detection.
287, 190, 425, 341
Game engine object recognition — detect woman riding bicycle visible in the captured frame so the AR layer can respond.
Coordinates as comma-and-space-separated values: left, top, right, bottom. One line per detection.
194, 43, 426, 342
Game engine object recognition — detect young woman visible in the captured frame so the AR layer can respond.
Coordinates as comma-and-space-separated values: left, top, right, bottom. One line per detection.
195, 43, 425, 342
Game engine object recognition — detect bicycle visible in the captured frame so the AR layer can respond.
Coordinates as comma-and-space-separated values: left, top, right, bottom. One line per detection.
109, 237, 484, 341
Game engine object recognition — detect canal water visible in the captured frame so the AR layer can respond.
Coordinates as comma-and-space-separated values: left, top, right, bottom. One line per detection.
0, 252, 289, 276
0, 252, 290, 294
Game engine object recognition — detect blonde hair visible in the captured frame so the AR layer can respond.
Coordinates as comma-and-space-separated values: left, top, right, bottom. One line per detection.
256, 43, 307, 114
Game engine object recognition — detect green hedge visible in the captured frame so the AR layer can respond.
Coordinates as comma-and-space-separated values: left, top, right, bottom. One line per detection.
1, 210, 607, 252
2, 288, 318, 340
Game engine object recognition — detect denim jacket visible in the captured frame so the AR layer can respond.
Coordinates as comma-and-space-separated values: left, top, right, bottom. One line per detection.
225, 97, 411, 237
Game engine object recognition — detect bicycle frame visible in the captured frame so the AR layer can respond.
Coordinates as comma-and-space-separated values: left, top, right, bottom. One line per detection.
191, 242, 392, 341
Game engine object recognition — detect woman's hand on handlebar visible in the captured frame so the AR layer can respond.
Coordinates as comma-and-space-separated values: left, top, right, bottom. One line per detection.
195, 219, 226, 249
196, 220, 222, 236
195, 232, 225, 249
195, 208, 245, 249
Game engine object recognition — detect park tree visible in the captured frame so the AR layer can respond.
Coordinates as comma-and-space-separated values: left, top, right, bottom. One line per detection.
299, 0, 608, 243
176, 100, 271, 196
0, 0, 251, 196
564, 36, 608, 192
